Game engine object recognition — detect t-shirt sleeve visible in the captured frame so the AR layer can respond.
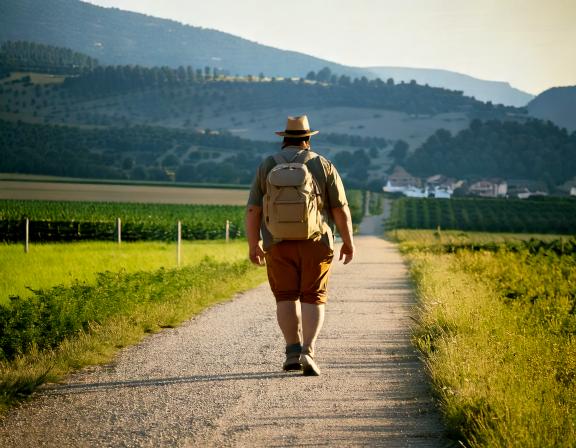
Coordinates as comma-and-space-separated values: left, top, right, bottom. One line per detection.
324, 160, 348, 209
247, 168, 264, 207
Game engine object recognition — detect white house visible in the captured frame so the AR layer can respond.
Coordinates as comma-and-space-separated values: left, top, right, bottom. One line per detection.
517, 189, 549, 199
433, 186, 453, 199
383, 168, 454, 198
468, 179, 508, 197
383, 183, 453, 199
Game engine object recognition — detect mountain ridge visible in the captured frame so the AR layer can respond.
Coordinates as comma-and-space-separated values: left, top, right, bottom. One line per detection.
365, 66, 533, 107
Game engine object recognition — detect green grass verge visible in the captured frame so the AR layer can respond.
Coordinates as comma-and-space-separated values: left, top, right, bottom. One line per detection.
398, 230, 576, 447
391, 229, 566, 253
0, 240, 248, 303
0, 258, 267, 413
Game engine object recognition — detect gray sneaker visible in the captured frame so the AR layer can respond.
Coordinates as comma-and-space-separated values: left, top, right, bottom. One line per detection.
300, 353, 321, 376
283, 343, 302, 371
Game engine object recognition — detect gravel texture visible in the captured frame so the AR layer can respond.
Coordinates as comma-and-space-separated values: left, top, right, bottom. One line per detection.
0, 232, 453, 447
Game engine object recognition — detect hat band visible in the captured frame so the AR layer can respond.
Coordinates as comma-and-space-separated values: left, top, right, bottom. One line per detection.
284, 130, 311, 135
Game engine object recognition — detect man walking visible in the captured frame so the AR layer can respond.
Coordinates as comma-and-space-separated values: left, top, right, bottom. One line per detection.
246, 115, 355, 376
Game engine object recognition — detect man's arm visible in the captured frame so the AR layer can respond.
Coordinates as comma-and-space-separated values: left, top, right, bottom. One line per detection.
246, 205, 265, 266
331, 205, 355, 264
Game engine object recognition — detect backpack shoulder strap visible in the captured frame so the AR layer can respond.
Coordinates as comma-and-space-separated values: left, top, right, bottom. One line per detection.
296, 150, 317, 164
273, 153, 287, 165
305, 153, 328, 201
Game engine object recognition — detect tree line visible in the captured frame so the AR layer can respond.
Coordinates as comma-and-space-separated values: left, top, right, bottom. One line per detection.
0, 41, 99, 75
62, 64, 224, 93
0, 119, 389, 187
404, 119, 576, 188
58, 64, 520, 117
0, 119, 269, 182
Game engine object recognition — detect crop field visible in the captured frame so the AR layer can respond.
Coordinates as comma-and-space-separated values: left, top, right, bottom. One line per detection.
0, 199, 245, 242
397, 231, 576, 447
386, 197, 576, 234
0, 196, 270, 411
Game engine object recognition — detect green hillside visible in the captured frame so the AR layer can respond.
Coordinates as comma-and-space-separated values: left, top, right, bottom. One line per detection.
405, 119, 576, 188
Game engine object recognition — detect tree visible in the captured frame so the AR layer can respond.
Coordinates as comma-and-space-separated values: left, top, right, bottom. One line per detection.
121, 157, 134, 170
305, 71, 316, 81
390, 140, 409, 163
316, 67, 332, 83
161, 153, 180, 168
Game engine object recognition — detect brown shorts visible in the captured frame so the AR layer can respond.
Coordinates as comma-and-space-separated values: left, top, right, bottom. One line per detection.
264, 239, 334, 305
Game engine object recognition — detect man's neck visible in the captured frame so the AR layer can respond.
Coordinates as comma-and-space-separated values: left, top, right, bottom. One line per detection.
282, 145, 310, 151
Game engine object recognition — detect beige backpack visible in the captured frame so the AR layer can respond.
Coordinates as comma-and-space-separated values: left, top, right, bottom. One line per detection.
263, 151, 324, 241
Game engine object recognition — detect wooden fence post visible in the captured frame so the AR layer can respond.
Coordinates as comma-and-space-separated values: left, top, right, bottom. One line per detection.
225, 220, 230, 243
117, 218, 122, 245
177, 220, 182, 267
25, 218, 29, 253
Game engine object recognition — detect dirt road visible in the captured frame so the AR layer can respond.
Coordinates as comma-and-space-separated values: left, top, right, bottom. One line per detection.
0, 235, 450, 447
0, 180, 248, 205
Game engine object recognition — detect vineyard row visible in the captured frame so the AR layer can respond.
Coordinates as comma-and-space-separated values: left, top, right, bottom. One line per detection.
385, 197, 576, 234
0, 200, 245, 242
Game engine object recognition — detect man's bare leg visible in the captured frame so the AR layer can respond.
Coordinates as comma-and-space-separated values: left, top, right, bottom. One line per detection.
276, 300, 302, 371
300, 303, 325, 376
276, 300, 301, 345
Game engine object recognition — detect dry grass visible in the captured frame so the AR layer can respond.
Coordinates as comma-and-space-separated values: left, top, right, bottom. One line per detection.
403, 232, 576, 447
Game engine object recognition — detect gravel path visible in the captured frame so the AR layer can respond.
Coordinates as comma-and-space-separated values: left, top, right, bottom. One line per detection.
0, 234, 451, 447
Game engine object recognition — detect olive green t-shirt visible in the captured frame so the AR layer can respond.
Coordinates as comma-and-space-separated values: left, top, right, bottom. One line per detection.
247, 146, 348, 250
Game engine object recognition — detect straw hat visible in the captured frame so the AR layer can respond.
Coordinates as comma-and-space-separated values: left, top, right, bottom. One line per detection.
275, 115, 319, 137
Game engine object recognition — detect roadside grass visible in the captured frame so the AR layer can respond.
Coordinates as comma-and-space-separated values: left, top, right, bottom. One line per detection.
0, 240, 248, 303
0, 257, 267, 413
397, 231, 576, 447
391, 229, 563, 253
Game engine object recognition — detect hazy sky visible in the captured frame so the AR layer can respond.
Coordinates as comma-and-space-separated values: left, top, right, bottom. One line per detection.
84, 0, 575, 95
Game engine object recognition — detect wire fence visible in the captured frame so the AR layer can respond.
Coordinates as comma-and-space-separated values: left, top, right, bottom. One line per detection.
1, 218, 243, 246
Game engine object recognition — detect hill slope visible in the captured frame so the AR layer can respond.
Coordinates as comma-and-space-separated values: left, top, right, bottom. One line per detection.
0, 0, 532, 106
527, 86, 576, 132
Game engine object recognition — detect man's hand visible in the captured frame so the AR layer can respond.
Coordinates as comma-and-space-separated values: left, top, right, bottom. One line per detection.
249, 243, 266, 266
339, 242, 354, 265
246, 205, 265, 266
332, 205, 355, 265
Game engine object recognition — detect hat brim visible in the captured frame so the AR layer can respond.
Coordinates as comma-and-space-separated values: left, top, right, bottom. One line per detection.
275, 130, 319, 137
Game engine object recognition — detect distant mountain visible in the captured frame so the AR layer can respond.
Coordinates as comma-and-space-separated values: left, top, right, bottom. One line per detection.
366, 67, 533, 107
0, 0, 363, 78
527, 86, 576, 132
1, 0, 533, 107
